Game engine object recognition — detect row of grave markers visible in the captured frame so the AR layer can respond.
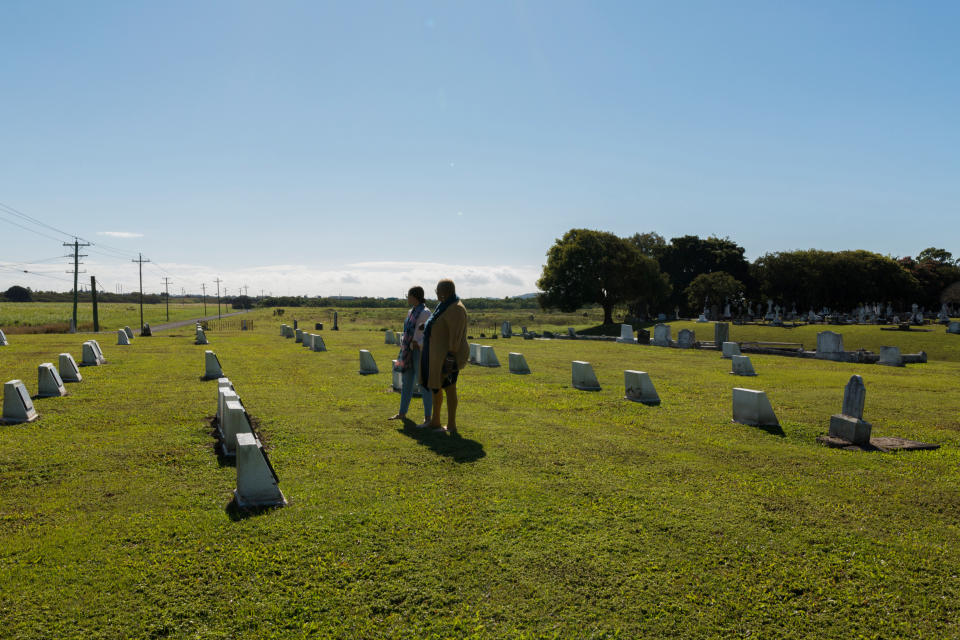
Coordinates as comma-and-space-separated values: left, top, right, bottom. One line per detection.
279, 324, 328, 351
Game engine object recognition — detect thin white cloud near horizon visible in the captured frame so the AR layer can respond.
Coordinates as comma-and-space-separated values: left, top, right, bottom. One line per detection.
0, 260, 543, 298
97, 231, 144, 238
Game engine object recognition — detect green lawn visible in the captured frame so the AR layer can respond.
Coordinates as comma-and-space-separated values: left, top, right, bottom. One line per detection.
1, 309, 959, 637
0, 302, 217, 333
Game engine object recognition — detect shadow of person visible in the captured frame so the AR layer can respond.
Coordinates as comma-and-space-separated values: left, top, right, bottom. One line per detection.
398, 424, 486, 463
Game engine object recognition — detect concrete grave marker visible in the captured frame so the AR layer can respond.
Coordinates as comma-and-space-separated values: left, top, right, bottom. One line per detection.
385, 330, 396, 345
312, 335, 327, 352
58, 353, 82, 383
572, 361, 601, 391
732, 388, 779, 427
295, 329, 303, 343
948, 321, 960, 335
0, 329, 7, 346
697, 313, 708, 323
624, 370, 660, 405
477, 345, 500, 367
204, 350, 224, 379
37, 363, 67, 398
567, 327, 577, 338
117, 330, 130, 346
81, 341, 104, 366
501, 321, 512, 338
359, 350, 378, 375
218, 388, 239, 431
468, 343, 480, 364
123, 326, 134, 340
714, 323, 729, 345
303, 333, 314, 349
730, 355, 756, 376
222, 400, 253, 456
234, 432, 286, 507
653, 324, 671, 347
721, 342, 741, 358
2, 380, 38, 424
508, 352, 530, 374
391, 360, 402, 392
816, 331, 844, 360
90, 340, 105, 361
616, 324, 636, 344
195, 328, 209, 345
677, 329, 695, 349
828, 375, 872, 445
878, 346, 903, 367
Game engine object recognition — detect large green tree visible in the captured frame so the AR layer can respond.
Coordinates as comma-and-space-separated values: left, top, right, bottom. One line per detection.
685, 272, 744, 312
657, 235, 751, 314
538, 229, 669, 325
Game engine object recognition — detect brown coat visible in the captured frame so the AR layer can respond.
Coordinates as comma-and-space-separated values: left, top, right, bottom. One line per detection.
425, 300, 469, 389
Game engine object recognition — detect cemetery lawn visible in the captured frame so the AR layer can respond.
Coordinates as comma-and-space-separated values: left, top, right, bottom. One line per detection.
1, 310, 959, 638
0, 302, 214, 333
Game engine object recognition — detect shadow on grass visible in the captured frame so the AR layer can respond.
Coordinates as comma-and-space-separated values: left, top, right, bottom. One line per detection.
397, 419, 486, 463
754, 423, 786, 437
224, 497, 283, 521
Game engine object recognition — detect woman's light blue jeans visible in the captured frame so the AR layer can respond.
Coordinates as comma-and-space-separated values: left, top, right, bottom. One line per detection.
399, 348, 432, 420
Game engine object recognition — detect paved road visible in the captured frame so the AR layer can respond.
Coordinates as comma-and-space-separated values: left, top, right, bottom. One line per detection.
138, 310, 252, 334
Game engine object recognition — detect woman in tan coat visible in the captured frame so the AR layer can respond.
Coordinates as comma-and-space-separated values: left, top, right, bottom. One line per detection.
419, 278, 470, 435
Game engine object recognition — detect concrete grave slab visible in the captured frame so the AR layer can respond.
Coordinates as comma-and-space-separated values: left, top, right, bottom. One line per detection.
37, 363, 67, 398
653, 324, 671, 347
221, 400, 253, 456
572, 361, 601, 391
732, 388, 779, 427
117, 330, 130, 345
730, 355, 756, 376
58, 353, 82, 383
359, 350, 378, 375
234, 432, 286, 507
616, 324, 636, 344
204, 350, 224, 380
2, 380, 38, 424
721, 342, 741, 358
624, 370, 659, 405
508, 352, 530, 374
477, 346, 500, 367
312, 335, 327, 352
878, 346, 903, 367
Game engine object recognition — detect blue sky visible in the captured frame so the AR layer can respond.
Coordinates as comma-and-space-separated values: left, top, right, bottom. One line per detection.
1, 1, 957, 297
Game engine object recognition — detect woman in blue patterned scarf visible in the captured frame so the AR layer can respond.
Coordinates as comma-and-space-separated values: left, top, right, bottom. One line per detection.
388, 286, 433, 423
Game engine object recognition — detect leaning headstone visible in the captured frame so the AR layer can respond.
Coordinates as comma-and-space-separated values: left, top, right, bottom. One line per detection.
508, 352, 530, 374
2, 380, 38, 424
37, 363, 67, 398
478, 345, 500, 367
730, 355, 756, 376
828, 375, 872, 445
677, 329, 695, 349
195, 328, 209, 345
721, 342, 741, 358
295, 328, 303, 343
312, 335, 327, 352
468, 343, 480, 364
616, 324, 635, 344
947, 321, 960, 335
234, 432, 286, 507
624, 370, 659, 405
117, 329, 130, 345
878, 346, 903, 367
501, 321, 512, 338
815, 331, 844, 360
385, 330, 396, 345
204, 350, 224, 379
714, 323, 729, 345
123, 326, 134, 340
572, 361, 601, 391
653, 324, 671, 347
81, 341, 104, 366
0, 329, 7, 346
58, 353, 82, 383
732, 388, 779, 427
222, 400, 253, 456
359, 350, 378, 375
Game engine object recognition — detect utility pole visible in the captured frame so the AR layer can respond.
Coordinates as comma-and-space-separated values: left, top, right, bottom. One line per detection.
162, 277, 172, 321
201, 283, 207, 316
214, 277, 222, 319
90, 276, 99, 332
132, 253, 150, 330
244, 284, 249, 297
64, 238, 90, 333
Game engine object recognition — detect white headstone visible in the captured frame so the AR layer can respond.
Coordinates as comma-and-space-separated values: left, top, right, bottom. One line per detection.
878, 346, 903, 367
303, 333, 314, 349
624, 370, 659, 405
89, 340, 105, 361
312, 335, 327, 351
616, 324, 635, 344
721, 342, 741, 358
677, 329, 695, 349
234, 432, 286, 507
359, 350, 378, 375
385, 330, 396, 345
117, 329, 130, 345
468, 343, 480, 364
58, 353, 82, 383
124, 326, 134, 340
696, 313, 708, 323
37, 363, 67, 398
653, 324, 671, 347
947, 321, 960, 335
81, 342, 102, 366
2, 380, 38, 424
222, 400, 253, 456
218, 388, 239, 431
478, 345, 500, 367
391, 360, 402, 392
816, 331, 844, 359
508, 352, 530, 374
501, 321, 512, 338
0, 329, 7, 346
730, 355, 756, 376
205, 350, 223, 379
829, 375, 872, 444
572, 361, 601, 391
195, 328, 209, 345
732, 388, 779, 427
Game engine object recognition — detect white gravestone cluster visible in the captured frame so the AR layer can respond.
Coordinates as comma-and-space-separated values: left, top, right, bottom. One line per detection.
572, 361, 601, 391
359, 350, 378, 375
36, 363, 67, 398
828, 375, 871, 445
2, 379, 38, 424
732, 388, 779, 427
508, 352, 531, 375
624, 370, 659, 405
58, 353, 82, 383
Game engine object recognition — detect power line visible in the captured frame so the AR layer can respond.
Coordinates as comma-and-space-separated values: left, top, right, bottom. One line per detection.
0, 200, 77, 240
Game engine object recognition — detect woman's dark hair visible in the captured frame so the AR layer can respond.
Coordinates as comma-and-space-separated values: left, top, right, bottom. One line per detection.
408, 286, 425, 303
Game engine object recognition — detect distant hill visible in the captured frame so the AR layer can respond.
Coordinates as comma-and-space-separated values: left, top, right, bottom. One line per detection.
515, 293, 539, 299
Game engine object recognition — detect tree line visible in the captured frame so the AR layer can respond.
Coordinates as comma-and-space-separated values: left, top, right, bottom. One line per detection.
537, 229, 960, 325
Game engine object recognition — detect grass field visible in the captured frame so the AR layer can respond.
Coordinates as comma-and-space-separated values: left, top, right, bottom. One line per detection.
0, 302, 216, 333
1, 308, 959, 637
